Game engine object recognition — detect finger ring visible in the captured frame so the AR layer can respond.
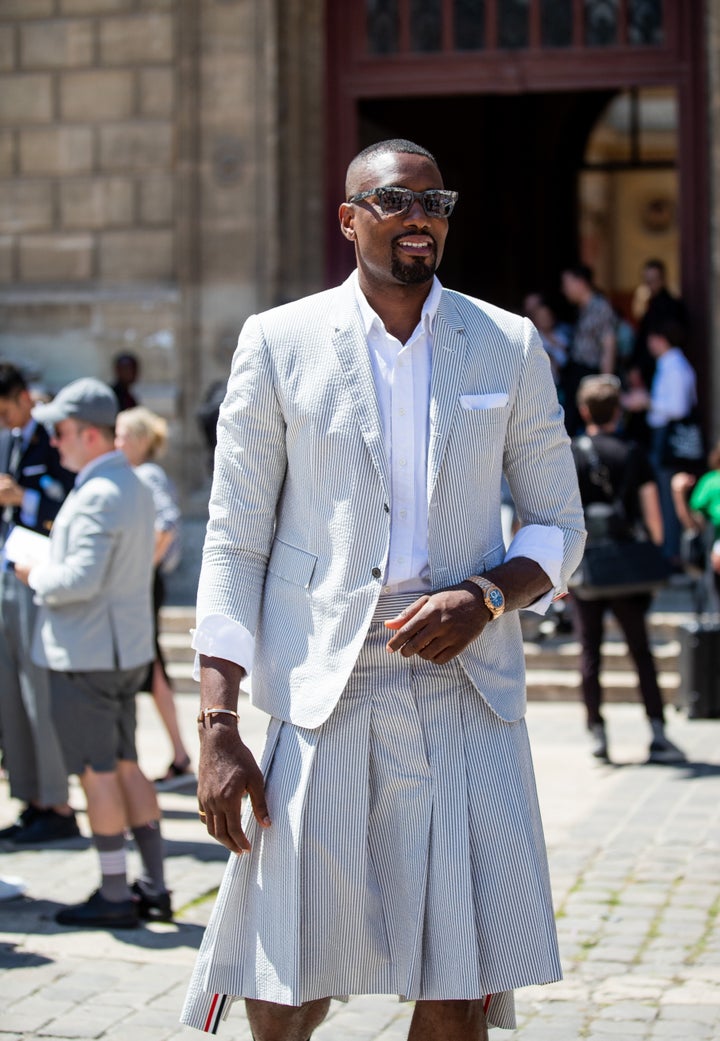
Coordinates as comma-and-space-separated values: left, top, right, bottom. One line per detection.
198, 810, 207, 819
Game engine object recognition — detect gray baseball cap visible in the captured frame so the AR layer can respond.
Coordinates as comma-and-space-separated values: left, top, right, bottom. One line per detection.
32, 377, 119, 429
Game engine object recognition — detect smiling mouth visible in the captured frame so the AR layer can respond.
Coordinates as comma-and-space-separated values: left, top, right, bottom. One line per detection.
395, 236, 435, 256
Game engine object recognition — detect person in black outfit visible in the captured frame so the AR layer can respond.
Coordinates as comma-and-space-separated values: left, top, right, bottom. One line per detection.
570, 374, 685, 765
633, 260, 687, 383
0, 363, 78, 844
111, 352, 140, 412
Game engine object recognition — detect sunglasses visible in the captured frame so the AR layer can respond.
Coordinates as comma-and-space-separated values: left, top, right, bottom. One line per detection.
347, 186, 459, 219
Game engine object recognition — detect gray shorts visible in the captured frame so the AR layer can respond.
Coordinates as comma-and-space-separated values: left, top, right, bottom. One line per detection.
50, 665, 149, 775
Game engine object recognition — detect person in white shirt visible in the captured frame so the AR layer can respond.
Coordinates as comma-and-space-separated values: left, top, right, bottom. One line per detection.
182, 139, 585, 1041
623, 319, 699, 563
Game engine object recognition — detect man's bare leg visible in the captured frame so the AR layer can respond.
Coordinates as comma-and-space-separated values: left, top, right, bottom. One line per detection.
408, 999, 488, 1041
245, 998, 331, 1041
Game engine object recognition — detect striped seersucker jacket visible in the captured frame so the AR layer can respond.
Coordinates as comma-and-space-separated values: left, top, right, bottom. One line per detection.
197, 273, 586, 726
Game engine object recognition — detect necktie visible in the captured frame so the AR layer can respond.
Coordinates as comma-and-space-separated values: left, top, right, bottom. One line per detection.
2, 431, 24, 531
7, 431, 23, 477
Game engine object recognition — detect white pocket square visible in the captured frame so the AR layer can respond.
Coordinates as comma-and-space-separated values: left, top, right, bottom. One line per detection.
460, 393, 509, 410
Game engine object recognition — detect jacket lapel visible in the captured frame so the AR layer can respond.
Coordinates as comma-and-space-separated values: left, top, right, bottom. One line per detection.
330, 281, 390, 496
427, 292, 467, 501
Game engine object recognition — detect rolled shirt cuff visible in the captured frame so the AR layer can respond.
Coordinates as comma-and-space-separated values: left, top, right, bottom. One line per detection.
504, 524, 563, 615
191, 613, 255, 682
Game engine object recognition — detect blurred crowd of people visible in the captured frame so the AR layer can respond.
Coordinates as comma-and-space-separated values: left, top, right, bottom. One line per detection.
525, 257, 714, 574
524, 259, 719, 763
0, 354, 189, 923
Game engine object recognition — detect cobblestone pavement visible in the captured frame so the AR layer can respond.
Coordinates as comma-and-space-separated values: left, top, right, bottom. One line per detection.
1, 690, 719, 1041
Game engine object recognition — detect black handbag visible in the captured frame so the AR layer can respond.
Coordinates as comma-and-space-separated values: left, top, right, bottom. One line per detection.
662, 409, 705, 471
569, 538, 671, 600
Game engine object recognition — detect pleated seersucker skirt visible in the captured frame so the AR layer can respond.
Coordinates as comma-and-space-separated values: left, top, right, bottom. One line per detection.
181, 596, 562, 1034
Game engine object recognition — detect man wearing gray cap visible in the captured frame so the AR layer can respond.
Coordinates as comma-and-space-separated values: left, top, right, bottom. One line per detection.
15, 377, 172, 928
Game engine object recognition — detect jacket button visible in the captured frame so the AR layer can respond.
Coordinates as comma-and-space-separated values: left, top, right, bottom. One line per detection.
371, 567, 382, 578
383, 503, 389, 512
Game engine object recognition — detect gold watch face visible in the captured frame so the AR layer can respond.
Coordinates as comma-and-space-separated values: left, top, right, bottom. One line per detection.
486, 587, 505, 612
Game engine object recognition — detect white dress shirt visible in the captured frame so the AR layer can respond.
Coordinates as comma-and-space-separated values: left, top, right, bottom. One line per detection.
192, 275, 562, 676
647, 347, 697, 428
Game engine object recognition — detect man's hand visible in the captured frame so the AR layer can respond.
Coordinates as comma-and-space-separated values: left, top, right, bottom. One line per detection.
384, 584, 490, 664
0, 474, 23, 507
12, 560, 33, 585
384, 558, 554, 665
197, 723, 271, 855
711, 541, 720, 576
196, 655, 271, 855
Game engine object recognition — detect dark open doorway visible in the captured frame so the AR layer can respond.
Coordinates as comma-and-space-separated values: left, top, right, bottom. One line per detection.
357, 91, 614, 316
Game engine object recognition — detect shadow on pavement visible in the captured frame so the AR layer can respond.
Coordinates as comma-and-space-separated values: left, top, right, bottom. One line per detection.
158, 806, 205, 822
0, 941, 53, 969
596, 757, 720, 776
675, 760, 720, 779
0, 898, 208, 951
162, 837, 228, 861
155, 778, 198, 796
0, 835, 91, 852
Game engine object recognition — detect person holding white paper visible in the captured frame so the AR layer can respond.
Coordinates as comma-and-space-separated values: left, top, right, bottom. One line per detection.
0, 363, 77, 846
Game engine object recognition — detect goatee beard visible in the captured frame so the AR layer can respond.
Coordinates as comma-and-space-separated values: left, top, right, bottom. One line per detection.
391, 255, 436, 285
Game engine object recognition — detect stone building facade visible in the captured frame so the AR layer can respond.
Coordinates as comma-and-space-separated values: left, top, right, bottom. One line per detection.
0, 0, 718, 511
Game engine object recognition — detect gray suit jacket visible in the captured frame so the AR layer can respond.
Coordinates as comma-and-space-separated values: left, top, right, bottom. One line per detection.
198, 275, 586, 725
31, 451, 155, 672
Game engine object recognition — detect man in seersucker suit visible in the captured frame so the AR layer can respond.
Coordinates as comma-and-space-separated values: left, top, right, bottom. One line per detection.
15, 378, 172, 929
183, 139, 586, 1041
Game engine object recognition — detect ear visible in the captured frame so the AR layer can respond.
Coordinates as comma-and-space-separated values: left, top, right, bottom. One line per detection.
338, 202, 356, 241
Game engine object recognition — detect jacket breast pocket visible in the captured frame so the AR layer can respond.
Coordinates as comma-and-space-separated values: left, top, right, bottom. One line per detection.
459, 392, 509, 411
267, 538, 317, 589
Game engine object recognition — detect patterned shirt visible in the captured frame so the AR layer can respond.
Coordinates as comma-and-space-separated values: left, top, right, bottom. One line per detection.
571, 293, 616, 370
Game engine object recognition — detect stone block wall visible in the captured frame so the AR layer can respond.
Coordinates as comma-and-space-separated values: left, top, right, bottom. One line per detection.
0, 0, 320, 511
0, 1, 176, 287
0, 0, 192, 497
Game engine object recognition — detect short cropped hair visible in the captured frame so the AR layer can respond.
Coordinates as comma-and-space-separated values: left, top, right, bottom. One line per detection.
563, 263, 594, 287
0, 362, 27, 401
576, 374, 621, 426
646, 318, 687, 350
346, 139, 438, 197
644, 258, 666, 277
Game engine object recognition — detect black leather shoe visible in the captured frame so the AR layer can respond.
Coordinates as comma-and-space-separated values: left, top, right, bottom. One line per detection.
0, 805, 40, 840
12, 809, 80, 845
131, 880, 173, 921
55, 889, 139, 928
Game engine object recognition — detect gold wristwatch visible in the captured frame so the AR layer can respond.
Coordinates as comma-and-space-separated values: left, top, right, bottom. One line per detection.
467, 575, 506, 620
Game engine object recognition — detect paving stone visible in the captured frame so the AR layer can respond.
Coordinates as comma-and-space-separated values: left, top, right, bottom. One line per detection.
584, 1028, 651, 1040
648, 1022, 713, 1040
596, 1000, 658, 1022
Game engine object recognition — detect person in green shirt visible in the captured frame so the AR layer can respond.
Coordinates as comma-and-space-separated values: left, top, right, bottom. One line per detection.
672, 440, 720, 601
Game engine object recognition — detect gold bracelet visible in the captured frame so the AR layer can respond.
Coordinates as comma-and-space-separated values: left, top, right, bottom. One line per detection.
197, 707, 240, 727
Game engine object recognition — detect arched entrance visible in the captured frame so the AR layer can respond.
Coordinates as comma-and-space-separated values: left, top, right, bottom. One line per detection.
325, 1, 709, 393
354, 90, 613, 313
